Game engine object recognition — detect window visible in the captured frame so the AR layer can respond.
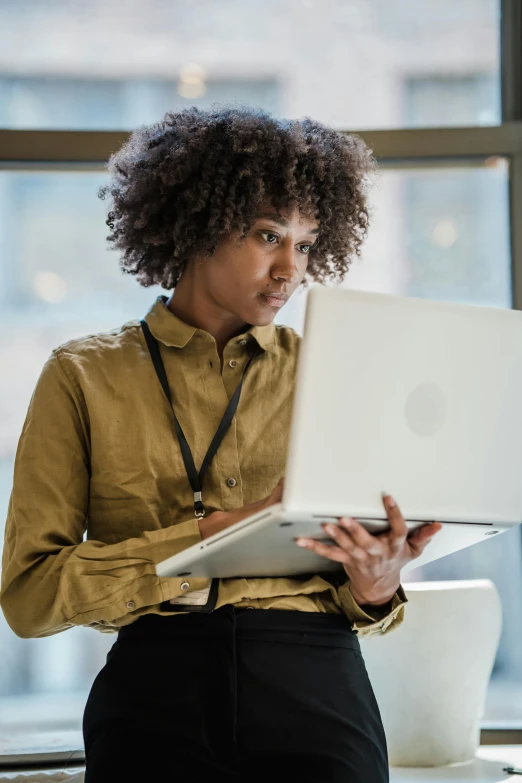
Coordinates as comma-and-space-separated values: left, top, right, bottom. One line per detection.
0, 76, 280, 130
0, 0, 499, 130
405, 75, 500, 127
281, 159, 512, 332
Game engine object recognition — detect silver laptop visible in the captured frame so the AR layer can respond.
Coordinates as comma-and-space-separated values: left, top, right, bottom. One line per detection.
157, 285, 522, 581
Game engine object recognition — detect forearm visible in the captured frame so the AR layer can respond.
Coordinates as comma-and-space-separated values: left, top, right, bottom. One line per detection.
1, 517, 203, 638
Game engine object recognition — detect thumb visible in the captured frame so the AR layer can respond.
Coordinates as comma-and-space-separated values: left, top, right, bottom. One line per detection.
408, 522, 442, 554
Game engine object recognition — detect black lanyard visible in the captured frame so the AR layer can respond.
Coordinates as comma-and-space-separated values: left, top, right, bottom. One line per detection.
140, 320, 261, 519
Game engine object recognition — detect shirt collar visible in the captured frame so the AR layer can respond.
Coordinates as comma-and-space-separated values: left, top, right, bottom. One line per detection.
143, 295, 278, 354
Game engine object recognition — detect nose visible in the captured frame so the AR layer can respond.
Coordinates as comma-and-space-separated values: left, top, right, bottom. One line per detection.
271, 242, 302, 284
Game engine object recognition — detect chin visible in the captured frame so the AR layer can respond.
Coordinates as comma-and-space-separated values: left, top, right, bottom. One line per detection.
243, 312, 274, 328
254, 313, 276, 326
249, 300, 279, 325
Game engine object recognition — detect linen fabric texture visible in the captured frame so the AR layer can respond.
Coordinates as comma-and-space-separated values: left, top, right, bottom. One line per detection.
1, 295, 407, 639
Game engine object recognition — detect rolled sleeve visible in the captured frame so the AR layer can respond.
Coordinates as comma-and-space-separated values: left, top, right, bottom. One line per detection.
338, 582, 408, 639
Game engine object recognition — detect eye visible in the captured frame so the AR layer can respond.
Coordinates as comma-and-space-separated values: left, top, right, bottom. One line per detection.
260, 231, 279, 244
259, 231, 316, 254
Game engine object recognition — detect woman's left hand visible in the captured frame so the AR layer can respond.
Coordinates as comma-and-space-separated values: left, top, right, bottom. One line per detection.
295, 494, 443, 607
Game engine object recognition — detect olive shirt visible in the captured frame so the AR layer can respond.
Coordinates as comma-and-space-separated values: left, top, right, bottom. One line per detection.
1, 295, 407, 640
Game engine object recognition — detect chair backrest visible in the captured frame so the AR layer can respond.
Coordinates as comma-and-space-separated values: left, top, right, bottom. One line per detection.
359, 579, 502, 767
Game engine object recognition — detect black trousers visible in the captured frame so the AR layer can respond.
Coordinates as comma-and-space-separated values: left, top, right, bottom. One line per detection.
83, 606, 389, 782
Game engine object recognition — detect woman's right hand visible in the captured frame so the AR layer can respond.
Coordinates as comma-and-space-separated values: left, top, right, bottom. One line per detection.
198, 477, 285, 540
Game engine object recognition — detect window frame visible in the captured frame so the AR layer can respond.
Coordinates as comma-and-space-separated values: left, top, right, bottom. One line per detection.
0, 0, 521, 752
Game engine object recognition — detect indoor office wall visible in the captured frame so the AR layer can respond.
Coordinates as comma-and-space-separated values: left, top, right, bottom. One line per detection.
2, 0, 520, 740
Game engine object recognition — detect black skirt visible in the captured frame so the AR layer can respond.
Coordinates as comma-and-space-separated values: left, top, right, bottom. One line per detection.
83, 605, 389, 783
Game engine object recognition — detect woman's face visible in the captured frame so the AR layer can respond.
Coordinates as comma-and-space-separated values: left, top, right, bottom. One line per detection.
190, 206, 320, 326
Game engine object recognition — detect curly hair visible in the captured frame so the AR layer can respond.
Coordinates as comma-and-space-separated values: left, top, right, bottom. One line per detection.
99, 104, 376, 289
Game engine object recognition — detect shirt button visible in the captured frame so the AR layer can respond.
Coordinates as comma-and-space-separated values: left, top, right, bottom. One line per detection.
228, 359, 237, 368
180, 581, 190, 591
126, 601, 135, 610
239, 339, 247, 346
227, 478, 237, 487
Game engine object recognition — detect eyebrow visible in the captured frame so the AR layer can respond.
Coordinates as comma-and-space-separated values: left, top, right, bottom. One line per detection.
256, 211, 320, 234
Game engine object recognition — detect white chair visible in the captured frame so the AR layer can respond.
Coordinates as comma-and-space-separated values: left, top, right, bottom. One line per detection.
359, 580, 502, 767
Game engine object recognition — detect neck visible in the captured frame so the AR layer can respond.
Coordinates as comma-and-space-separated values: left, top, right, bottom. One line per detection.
166, 266, 248, 358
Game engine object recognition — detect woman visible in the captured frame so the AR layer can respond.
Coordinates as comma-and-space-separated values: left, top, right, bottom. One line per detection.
1, 105, 441, 782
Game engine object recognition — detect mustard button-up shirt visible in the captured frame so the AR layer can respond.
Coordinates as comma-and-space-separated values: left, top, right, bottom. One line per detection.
1, 295, 407, 639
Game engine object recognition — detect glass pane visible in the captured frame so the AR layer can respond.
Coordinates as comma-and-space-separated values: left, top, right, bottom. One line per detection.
0, 157, 516, 742
397, 161, 510, 303
0, 0, 500, 130
281, 157, 512, 332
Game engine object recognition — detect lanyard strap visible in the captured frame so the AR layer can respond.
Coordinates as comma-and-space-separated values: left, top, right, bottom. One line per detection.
140, 319, 261, 518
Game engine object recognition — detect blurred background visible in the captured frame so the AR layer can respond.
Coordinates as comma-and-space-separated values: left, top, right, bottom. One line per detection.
1, 0, 521, 741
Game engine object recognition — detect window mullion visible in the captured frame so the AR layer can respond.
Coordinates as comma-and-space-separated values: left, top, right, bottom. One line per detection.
501, 0, 522, 122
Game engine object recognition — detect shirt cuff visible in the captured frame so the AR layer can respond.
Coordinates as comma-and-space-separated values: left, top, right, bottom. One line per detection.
338, 582, 408, 638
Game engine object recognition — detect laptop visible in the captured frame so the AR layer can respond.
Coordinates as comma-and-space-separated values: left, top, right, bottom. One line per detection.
156, 285, 522, 581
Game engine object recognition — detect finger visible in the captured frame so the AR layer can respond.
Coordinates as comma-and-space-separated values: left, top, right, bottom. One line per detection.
408, 522, 443, 556
383, 494, 408, 547
323, 523, 370, 562
295, 537, 352, 566
338, 517, 385, 556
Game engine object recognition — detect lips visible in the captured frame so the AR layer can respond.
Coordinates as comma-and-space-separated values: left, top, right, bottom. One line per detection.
259, 293, 288, 308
